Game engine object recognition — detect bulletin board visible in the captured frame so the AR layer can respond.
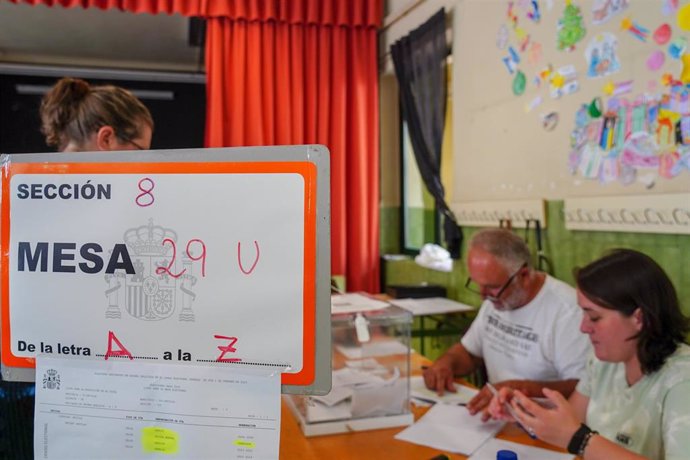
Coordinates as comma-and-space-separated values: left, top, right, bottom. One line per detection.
0, 145, 332, 396
452, 0, 690, 202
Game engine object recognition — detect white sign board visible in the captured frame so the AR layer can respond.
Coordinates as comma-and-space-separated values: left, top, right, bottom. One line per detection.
1, 146, 331, 395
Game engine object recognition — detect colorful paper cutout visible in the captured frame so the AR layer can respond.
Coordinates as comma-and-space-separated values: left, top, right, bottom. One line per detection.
588, 97, 603, 118
668, 36, 688, 59
513, 70, 527, 95
653, 23, 672, 45
550, 65, 579, 98
557, 1, 587, 51
585, 33, 621, 78
525, 95, 543, 113
502, 46, 521, 74
527, 41, 543, 65
497, 24, 509, 49
591, 0, 629, 25
681, 53, 690, 84
541, 112, 559, 131
678, 3, 690, 31
646, 50, 666, 71
603, 80, 633, 96
620, 17, 649, 42
527, 0, 541, 23
662, 0, 679, 16
659, 151, 681, 178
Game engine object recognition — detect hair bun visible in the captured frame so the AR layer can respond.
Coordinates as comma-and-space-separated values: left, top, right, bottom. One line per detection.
65, 77, 91, 102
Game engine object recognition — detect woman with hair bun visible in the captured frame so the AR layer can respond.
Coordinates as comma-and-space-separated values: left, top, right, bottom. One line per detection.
40, 77, 153, 151
489, 249, 690, 459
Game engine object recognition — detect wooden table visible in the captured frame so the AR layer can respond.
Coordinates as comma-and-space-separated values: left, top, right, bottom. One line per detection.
279, 356, 569, 459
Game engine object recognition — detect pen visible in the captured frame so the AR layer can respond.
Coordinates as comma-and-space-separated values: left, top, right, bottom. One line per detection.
486, 383, 537, 439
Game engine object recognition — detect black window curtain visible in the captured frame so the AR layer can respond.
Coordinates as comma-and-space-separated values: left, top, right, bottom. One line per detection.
391, 8, 463, 259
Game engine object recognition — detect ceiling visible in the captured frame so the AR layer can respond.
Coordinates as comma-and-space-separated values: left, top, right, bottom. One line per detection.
0, 1, 203, 74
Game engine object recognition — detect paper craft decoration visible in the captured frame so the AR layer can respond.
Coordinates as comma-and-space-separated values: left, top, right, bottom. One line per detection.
662, 0, 679, 16
527, 41, 543, 65
496, 24, 509, 49
550, 65, 579, 98
681, 53, 690, 84
678, 3, 690, 31
620, 17, 649, 42
585, 33, 621, 78
513, 70, 527, 95
668, 36, 688, 59
502, 46, 521, 74
525, 95, 543, 112
557, 1, 586, 51
525, 0, 541, 23
541, 112, 559, 131
591, 0, 629, 25
647, 50, 666, 71
603, 80, 633, 96
568, 83, 690, 186
653, 23, 672, 45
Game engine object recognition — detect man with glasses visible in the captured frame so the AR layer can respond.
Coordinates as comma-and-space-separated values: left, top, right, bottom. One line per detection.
423, 228, 590, 419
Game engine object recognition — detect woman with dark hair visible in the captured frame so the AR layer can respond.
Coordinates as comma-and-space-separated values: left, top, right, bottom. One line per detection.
489, 249, 690, 459
40, 76, 153, 152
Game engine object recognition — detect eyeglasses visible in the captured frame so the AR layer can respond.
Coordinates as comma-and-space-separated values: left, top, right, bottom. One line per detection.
125, 138, 147, 150
465, 262, 527, 300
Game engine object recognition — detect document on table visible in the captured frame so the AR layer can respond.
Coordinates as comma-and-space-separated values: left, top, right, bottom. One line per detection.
388, 297, 475, 316
34, 355, 282, 460
468, 438, 574, 460
394, 404, 504, 455
409, 375, 479, 405
331, 293, 390, 314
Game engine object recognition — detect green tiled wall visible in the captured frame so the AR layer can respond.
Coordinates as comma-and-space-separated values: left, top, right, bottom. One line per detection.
381, 200, 690, 359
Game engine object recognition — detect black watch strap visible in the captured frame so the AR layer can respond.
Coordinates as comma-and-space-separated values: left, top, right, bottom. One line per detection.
567, 424, 592, 455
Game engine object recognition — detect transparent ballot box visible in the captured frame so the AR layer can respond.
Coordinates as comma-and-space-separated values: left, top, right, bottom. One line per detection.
286, 304, 413, 436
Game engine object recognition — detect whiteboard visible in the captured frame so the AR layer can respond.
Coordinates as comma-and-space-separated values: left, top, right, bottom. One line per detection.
0, 145, 331, 395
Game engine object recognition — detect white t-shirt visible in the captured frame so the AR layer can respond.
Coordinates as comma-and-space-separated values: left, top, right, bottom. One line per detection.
461, 275, 590, 383
576, 344, 690, 460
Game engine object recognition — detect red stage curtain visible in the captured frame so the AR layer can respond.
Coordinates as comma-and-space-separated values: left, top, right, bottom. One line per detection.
205, 9, 381, 292
9, 0, 382, 293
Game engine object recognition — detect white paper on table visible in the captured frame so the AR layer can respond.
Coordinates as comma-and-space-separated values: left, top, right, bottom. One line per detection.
305, 400, 352, 423
389, 297, 475, 316
336, 339, 408, 359
331, 293, 390, 314
345, 358, 386, 372
34, 355, 282, 460
332, 367, 384, 387
311, 386, 354, 407
409, 375, 479, 405
469, 438, 575, 460
394, 404, 504, 455
351, 376, 407, 418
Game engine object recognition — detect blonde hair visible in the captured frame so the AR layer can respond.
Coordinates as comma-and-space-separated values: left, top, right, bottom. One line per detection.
40, 77, 153, 151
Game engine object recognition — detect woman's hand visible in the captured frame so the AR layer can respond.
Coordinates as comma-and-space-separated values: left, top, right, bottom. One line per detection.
487, 386, 517, 422
509, 388, 580, 448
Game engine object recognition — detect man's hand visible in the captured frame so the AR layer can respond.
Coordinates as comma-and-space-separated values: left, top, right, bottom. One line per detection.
422, 358, 458, 396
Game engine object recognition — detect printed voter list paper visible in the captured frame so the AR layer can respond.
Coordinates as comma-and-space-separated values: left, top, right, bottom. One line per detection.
35, 356, 282, 459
